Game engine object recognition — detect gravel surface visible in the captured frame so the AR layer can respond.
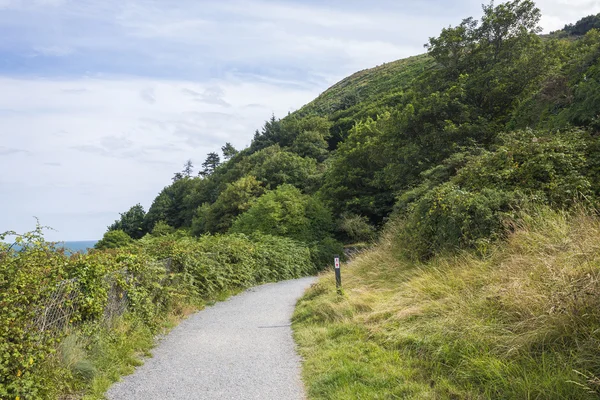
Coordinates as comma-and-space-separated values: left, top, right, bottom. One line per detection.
106, 277, 316, 400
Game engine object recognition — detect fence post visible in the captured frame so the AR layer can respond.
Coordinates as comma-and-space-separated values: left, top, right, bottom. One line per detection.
334, 254, 342, 294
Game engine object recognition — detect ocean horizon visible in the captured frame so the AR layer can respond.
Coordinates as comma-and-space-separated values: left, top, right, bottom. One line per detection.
58, 240, 98, 254
4, 240, 99, 254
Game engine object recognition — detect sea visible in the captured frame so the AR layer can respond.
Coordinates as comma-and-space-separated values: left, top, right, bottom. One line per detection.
58, 241, 98, 254
5, 240, 98, 254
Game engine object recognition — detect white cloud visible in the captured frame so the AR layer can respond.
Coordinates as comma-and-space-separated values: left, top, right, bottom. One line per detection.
1, 0, 599, 241
0, 76, 317, 240
537, 0, 600, 32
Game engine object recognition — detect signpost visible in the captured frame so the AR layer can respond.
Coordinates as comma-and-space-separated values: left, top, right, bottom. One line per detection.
334, 254, 341, 294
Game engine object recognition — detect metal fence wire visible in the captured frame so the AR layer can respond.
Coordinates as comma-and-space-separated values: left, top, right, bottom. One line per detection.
33, 258, 173, 334
34, 278, 79, 333
103, 272, 129, 324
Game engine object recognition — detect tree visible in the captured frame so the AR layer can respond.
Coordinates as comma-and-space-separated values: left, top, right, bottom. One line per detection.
247, 145, 319, 191
250, 115, 293, 151
107, 204, 146, 239
199, 152, 221, 177
563, 13, 600, 36
172, 172, 184, 182
221, 143, 238, 160
425, 17, 478, 76
290, 130, 329, 161
144, 178, 197, 231
183, 160, 194, 177
231, 184, 334, 243
95, 230, 133, 250
192, 175, 265, 234
320, 114, 395, 223
284, 116, 332, 161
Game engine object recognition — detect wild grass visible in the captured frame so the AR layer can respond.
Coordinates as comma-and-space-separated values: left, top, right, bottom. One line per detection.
43, 297, 200, 400
293, 207, 600, 399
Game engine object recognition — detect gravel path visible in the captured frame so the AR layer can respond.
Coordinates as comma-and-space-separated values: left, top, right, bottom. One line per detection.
106, 277, 316, 400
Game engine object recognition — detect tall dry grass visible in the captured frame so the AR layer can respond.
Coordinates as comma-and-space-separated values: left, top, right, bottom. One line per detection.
294, 207, 600, 399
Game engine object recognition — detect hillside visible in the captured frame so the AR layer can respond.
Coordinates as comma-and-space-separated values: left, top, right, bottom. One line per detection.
4, 0, 600, 398
294, 208, 600, 398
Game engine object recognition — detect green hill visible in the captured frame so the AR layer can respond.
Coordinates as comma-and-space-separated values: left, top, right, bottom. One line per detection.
297, 54, 433, 116
89, 1, 600, 398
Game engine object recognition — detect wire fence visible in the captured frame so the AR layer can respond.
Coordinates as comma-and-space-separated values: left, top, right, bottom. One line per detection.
33, 259, 172, 334
34, 278, 79, 333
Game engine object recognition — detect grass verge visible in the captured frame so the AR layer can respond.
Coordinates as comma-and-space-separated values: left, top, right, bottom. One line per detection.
293, 208, 600, 399
48, 288, 244, 399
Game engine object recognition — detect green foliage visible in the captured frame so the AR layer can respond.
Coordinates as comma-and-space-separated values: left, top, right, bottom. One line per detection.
199, 152, 221, 178
231, 184, 334, 243
402, 184, 519, 259
283, 115, 332, 161
338, 213, 376, 243
320, 114, 395, 222
0, 225, 186, 398
108, 203, 146, 239
0, 219, 317, 398
144, 232, 315, 298
563, 13, 600, 36
150, 220, 176, 237
191, 175, 265, 235
144, 178, 198, 231
221, 142, 238, 160
397, 128, 592, 259
454, 129, 592, 205
250, 115, 290, 151
0, 226, 69, 399
309, 237, 345, 269
246, 145, 319, 191
94, 230, 133, 250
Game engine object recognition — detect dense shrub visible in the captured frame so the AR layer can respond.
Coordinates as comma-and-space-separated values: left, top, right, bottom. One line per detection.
401, 184, 519, 259
454, 129, 591, 205
149, 233, 315, 297
0, 227, 189, 398
397, 128, 592, 259
0, 229, 69, 399
309, 237, 345, 269
231, 184, 335, 243
337, 213, 376, 243
0, 225, 316, 399
94, 229, 133, 250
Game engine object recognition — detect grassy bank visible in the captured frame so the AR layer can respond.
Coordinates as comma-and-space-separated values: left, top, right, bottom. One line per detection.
293, 208, 600, 399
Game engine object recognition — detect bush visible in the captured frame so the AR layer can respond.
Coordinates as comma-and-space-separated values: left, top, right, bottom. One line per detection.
150, 220, 175, 237
310, 237, 345, 269
0, 224, 315, 399
454, 129, 591, 206
338, 213, 376, 243
146, 232, 315, 297
231, 184, 335, 243
0, 227, 189, 398
94, 230, 133, 250
401, 184, 519, 259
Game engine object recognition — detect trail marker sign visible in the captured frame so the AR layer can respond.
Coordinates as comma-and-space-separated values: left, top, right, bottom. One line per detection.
334, 255, 341, 294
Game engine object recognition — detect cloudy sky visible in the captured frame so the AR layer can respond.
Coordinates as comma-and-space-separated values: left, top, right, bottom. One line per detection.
0, 0, 598, 241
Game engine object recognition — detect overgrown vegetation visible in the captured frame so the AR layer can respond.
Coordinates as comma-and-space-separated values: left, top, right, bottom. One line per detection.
5, 0, 600, 397
0, 226, 314, 399
294, 208, 600, 399
101, 0, 600, 263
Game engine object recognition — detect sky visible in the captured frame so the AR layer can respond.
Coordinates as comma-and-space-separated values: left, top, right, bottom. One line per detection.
0, 0, 598, 241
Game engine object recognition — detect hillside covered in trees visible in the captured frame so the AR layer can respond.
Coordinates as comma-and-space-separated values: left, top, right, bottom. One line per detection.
106, 0, 600, 263
97, 1, 600, 397
5, 0, 599, 398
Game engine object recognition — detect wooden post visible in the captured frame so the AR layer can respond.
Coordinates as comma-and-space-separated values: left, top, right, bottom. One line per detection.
334, 254, 341, 294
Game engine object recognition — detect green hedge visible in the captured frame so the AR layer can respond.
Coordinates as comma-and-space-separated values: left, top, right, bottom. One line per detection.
0, 228, 316, 399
